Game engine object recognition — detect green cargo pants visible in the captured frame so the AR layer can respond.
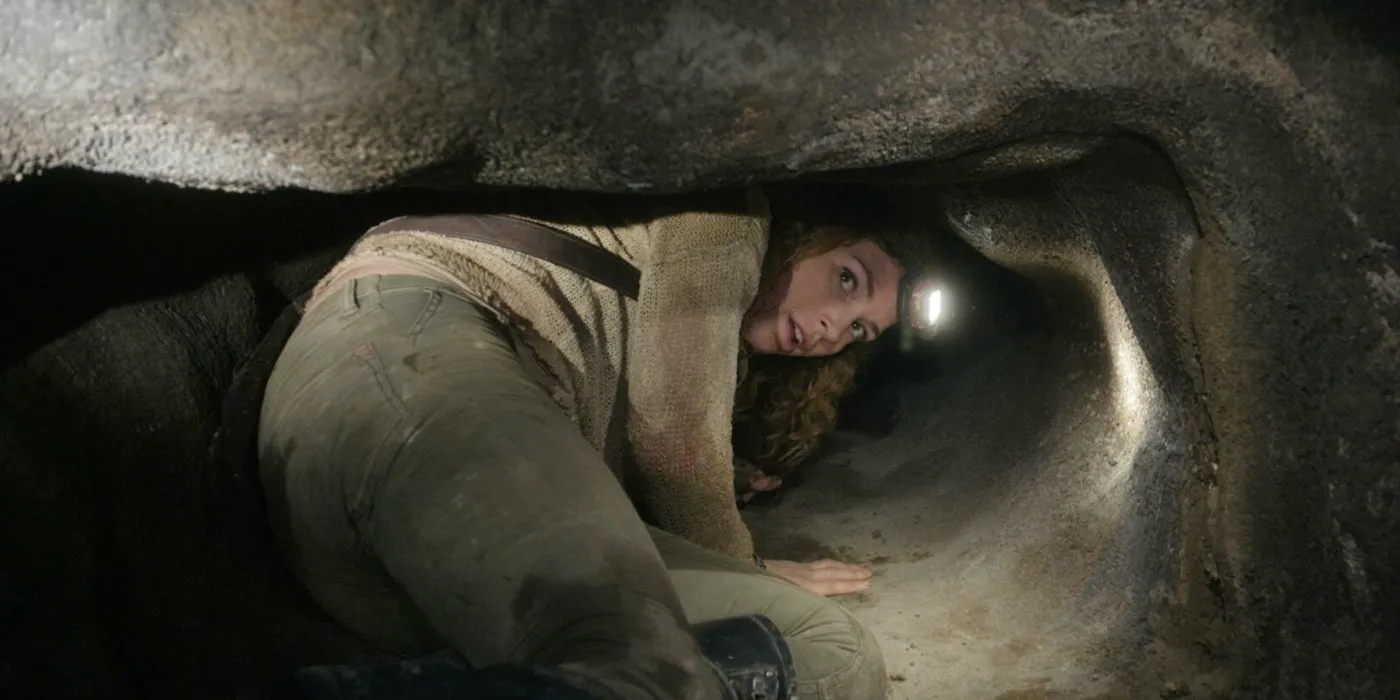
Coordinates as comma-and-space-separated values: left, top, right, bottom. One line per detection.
258, 274, 887, 700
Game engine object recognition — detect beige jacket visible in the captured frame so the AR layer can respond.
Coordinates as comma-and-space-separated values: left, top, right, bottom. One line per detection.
309, 191, 770, 560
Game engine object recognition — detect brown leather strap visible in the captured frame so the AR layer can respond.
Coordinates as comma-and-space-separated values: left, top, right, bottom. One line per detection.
364, 213, 641, 300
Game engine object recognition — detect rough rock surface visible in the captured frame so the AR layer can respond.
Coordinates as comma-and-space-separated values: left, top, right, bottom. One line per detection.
2, 1, 1398, 698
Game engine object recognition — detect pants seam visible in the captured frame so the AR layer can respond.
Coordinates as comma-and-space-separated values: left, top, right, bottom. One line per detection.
348, 412, 416, 534
406, 289, 443, 342
351, 342, 408, 414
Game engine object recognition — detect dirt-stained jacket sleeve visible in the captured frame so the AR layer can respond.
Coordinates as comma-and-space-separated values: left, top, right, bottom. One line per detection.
626, 190, 770, 560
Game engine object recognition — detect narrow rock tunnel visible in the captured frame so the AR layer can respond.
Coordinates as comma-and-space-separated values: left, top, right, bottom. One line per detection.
752, 141, 1203, 698
2, 2, 1399, 699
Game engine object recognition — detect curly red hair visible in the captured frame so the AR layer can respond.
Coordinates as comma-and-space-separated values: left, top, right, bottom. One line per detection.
732, 219, 886, 476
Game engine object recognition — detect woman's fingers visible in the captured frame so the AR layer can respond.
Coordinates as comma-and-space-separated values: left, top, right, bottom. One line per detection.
749, 473, 783, 492
804, 574, 872, 596
807, 560, 873, 579
763, 559, 875, 596
813, 578, 871, 595
737, 470, 783, 504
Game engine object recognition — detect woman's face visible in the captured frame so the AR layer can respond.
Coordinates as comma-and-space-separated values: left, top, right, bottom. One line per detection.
744, 239, 904, 357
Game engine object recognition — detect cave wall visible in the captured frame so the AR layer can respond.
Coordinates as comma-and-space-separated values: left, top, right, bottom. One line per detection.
3, 1, 1399, 697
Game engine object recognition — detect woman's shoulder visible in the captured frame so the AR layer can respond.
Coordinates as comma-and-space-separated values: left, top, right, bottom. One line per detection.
642, 188, 772, 258
504, 189, 771, 270
649, 187, 771, 231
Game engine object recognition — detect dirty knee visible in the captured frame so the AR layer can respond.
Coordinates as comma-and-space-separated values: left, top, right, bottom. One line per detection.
788, 607, 888, 700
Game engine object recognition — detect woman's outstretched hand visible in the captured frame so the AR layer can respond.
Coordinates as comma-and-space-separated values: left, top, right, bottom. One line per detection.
764, 559, 873, 596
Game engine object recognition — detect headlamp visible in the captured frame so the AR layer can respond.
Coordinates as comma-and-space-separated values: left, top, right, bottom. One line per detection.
898, 274, 948, 349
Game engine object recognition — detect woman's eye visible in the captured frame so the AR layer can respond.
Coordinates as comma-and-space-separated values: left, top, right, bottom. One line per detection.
839, 268, 857, 292
850, 320, 867, 341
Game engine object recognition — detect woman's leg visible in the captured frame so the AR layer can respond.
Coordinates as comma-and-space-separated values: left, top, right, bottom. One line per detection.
259, 274, 723, 700
652, 527, 890, 700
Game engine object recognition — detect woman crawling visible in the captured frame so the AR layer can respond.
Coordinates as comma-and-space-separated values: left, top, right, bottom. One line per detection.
258, 187, 938, 700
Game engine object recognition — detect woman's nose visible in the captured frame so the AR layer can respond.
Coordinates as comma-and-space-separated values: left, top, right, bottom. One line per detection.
818, 317, 849, 344
820, 306, 855, 340
816, 318, 853, 353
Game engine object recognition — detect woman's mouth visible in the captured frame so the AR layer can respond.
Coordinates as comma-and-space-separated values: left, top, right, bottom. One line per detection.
789, 318, 805, 352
